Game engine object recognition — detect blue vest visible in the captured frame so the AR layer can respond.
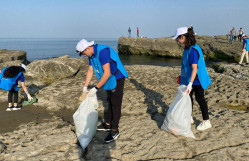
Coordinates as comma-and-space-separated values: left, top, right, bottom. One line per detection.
0, 67, 22, 91
243, 38, 249, 51
89, 44, 128, 90
180, 44, 211, 90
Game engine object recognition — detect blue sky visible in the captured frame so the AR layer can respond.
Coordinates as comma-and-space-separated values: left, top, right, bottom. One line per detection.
0, 0, 248, 38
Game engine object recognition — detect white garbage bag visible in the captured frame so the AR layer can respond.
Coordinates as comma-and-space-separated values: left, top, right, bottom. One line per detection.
73, 94, 98, 150
161, 85, 195, 139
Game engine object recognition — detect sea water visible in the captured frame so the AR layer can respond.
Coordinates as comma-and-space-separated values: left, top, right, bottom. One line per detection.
0, 38, 182, 66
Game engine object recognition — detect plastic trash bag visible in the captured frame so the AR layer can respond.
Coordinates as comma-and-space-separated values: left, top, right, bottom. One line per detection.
73, 94, 98, 150
161, 85, 195, 139
22, 96, 37, 106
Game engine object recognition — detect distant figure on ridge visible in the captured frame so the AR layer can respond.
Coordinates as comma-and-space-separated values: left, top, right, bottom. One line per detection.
173, 26, 212, 131
137, 27, 139, 37
0, 64, 33, 111
229, 27, 236, 44
76, 39, 129, 143
238, 28, 244, 42
128, 27, 131, 37
239, 34, 249, 65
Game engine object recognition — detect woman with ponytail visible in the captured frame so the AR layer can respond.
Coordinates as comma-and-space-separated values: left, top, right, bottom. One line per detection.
173, 26, 212, 131
0, 64, 32, 111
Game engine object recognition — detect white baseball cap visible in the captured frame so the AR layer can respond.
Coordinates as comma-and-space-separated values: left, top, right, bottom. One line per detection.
172, 27, 188, 40
20, 64, 27, 70
242, 34, 246, 37
76, 39, 94, 53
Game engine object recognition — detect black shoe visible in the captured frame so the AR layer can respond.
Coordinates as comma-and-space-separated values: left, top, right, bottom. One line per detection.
12, 106, 21, 111
104, 130, 120, 143
97, 123, 111, 131
6, 106, 13, 111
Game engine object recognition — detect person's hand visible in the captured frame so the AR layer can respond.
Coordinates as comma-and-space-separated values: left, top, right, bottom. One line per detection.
176, 76, 180, 84
83, 86, 88, 93
88, 87, 98, 97
242, 49, 246, 52
27, 94, 33, 101
186, 82, 193, 94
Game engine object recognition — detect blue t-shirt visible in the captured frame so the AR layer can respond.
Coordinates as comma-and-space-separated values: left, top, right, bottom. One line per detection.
89, 45, 124, 79
243, 38, 248, 51
14, 73, 25, 86
189, 48, 200, 85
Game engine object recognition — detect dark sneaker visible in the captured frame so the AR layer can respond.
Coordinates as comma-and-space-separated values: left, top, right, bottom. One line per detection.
6, 106, 13, 111
104, 130, 120, 143
97, 123, 111, 131
12, 106, 21, 111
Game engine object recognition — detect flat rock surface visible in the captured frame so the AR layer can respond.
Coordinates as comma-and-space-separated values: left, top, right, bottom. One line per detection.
1, 63, 249, 160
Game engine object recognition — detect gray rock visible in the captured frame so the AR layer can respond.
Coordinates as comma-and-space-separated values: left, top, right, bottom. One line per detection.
26, 57, 88, 85
0, 49, 27, 64
118, 36, 243, 62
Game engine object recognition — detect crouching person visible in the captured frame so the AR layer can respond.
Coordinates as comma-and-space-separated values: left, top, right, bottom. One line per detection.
76, 39, 128, 143
0, 64, 32, 111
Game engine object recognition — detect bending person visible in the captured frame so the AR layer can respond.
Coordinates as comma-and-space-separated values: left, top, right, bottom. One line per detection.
76, 39, 128, 143
173, 26, 212, 131
0, 64, 32, 111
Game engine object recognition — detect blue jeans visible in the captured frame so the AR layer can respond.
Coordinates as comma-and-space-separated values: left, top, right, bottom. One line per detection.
230, 35, 234, 44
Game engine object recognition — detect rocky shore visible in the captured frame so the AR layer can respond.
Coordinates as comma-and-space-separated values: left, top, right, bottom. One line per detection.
0, 49, 249, 160
118, 36, 243, 62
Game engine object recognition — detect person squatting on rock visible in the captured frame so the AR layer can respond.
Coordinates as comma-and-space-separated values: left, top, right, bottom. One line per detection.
0, 64, 33, 111
76, 39, 129, 143
173, 26, 212, 131
239, 34, 249, 65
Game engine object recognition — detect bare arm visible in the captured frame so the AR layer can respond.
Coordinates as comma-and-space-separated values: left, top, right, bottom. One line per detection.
96, 63, 111, 88
84, 66, 94, 87
21, 82, 30, 95
190, 64, 198, 83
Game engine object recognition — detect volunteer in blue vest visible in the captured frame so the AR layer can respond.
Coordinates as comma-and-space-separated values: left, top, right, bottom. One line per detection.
173, 26, 212, 131
0, 64, 32, 111
76, 39, 128, 143
239, 34, 249, 65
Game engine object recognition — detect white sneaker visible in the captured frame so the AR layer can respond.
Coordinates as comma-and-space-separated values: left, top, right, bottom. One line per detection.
191, 116, 194, 124
6, 107, 13, 111
197, 120, 212, 131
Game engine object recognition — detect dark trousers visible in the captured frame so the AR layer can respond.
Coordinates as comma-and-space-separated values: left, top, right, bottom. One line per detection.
189, 85, 209, 120
105, 78, 125, 130
8, 87, 18, 103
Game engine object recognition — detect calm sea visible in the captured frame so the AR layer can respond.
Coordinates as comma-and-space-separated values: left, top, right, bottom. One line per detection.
0, 38, 182, 66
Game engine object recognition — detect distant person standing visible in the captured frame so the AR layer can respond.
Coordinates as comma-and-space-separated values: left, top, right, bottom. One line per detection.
128, 27, 131, 37
229, 27, 236, 44
137, 27, 139, 37
239, 35, 249, 65
238, 28, 244, 42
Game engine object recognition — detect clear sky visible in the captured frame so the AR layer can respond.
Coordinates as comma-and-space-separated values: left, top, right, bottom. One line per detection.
0, 0, 248, 39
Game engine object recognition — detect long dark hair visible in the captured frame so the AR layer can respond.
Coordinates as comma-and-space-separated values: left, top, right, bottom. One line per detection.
184, 26, 196, 49
3, 66, 25, 78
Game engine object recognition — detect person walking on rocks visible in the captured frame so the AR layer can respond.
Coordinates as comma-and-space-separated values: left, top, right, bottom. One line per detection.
229, 27, 236, 44
0, 64, 33, 111
173, 26, 212, 131
238, 28, 245, 42
239, 34, 249, 65
76, 39, 129, 143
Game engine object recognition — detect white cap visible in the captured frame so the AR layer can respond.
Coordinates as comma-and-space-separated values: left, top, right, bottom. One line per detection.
172, 27, 188, 40
20, 64, 27, 70
76, 39, 94, 53
242, 34, 246, 37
